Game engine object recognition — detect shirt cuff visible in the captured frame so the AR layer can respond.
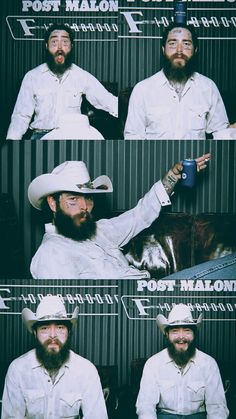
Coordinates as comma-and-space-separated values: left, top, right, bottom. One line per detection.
155, 181, 172, 206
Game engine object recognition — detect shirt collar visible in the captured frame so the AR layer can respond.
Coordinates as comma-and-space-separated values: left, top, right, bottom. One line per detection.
160, 69, 196, 86
163, 347, 199, 365
41, 62, 73, 79
31, 348, 72, 370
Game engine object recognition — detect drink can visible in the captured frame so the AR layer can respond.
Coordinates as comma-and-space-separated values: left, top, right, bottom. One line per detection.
174, 1, 187, 25
181, 159, 197, 188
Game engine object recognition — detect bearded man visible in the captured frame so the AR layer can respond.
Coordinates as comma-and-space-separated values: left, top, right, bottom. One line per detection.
6, 23, 118, 140
1, 295, 108, 419
27, 156, 209, 279
136, 304, 229, 419
124, 24, 229, 139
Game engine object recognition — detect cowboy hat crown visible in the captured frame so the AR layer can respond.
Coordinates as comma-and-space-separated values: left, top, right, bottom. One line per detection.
28, 160, 113, 210
156, 303, 203, 334
22, 295, 79, 333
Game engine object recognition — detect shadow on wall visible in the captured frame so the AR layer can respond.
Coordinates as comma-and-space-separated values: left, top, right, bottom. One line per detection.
0, 193, 25, 278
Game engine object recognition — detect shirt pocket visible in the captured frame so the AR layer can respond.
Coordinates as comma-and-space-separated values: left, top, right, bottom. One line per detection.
34, 89, 54, 115
188, 106, 209, 130
187, 380, 205, 403
159, 380, 176, 406
24, 389, 45, 418
146, 106, 171, 135
59, 392, 82, 417
64, 90, 82, 109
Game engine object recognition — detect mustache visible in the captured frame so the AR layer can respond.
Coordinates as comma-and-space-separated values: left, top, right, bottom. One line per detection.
171, 53, 189, 60
44, 338, 62, 346
55, 50, 65, 57
173, 338, 189, 344
73, 211, 90, 221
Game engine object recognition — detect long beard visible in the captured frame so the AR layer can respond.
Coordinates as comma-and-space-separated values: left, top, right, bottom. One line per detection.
45, 49, 73, 75
167, 338, 196, 366
54, 207, 97, 241
163, 53, 197, 83
35, 334, 71, 371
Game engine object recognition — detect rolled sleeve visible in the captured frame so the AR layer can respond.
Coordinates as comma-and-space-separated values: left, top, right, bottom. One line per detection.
103, 180, 171, 248
136, 359, 160, 419
84, 72, 118, 117
7, 73, 35, 140
124, 84, 147, 139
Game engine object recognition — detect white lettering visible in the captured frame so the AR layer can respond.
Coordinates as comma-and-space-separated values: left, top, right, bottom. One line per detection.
0, 289, 11, 310
120, 11, 145, 33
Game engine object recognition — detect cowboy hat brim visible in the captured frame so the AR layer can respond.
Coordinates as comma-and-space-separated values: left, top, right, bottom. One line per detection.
22, 306, 79, 333
156, 313, 203, 335
28, 173, 113, 210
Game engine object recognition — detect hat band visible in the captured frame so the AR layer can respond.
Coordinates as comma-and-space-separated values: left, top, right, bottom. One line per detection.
76, 181, 108, 190
38, 313, 68, 321
169, 319, 195, 325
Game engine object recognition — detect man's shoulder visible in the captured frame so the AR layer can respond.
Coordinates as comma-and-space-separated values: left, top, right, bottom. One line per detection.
68, 350, 98, 373
195, 348, 218, 364
24, 63, 48, 78
70, 63, 94, 78
145, 348, 168, 365
133, 70, 163, 91
193, 72, 218, 89
7, 349, 36, 371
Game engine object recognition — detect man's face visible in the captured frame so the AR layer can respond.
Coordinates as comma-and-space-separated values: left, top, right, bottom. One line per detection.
162, 27, 197, 82
47, 192, 96, 241
58, 192, 94, 221
163, 28, 195, 68
167, 326, 194, 352
167, 326, 196, 366
36, 322, 68, 353
46, 30, 72, 74
35, 321, 71, 370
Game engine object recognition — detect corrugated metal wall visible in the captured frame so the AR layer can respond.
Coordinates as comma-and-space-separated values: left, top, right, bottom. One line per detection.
1, 1, 236, 136
0, 279, 235, 418
119, 4, 236, 91
0, 140, 236, 276
118, 279, 236, 386
1, 0, 118, 137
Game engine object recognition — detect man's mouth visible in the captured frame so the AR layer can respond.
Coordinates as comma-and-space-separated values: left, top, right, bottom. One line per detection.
55, 52, 65, 63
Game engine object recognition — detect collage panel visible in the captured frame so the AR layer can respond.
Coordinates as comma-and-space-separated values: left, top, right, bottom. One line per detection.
0, 280, 118, 418
118, 280, 236, 419
0, 140, 236, 418
1, 0, 236, 418
1, 0, 119, 140
119, 1, 236, 140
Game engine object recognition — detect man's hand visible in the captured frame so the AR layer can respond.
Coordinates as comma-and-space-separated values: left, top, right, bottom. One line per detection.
162, 153, 211, 195
195, 152, 211, 172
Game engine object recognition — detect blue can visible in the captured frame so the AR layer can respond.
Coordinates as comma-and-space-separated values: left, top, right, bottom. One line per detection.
181, 159, 197, 188
174, 1, 187, 25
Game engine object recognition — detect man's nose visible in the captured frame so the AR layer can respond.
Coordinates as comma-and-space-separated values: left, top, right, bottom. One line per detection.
48, 325, 57, 338
57, 39, 63, 50
176, 42, 183, 53
79, 197, 88, 211
177, 329, 185, 339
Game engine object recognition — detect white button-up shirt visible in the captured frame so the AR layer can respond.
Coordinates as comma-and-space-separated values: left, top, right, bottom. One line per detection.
124, 70, 229, 140
136, 348, 229, 419
7, 63, 118, 140
30, 181, 171, 279
2, 349, 108, 419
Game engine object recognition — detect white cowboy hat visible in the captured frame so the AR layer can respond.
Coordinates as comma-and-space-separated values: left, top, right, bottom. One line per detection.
156, 304, 203, 334
22, 295, 79, 333
28, 160, 113, 210
41, 114, 104, 140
